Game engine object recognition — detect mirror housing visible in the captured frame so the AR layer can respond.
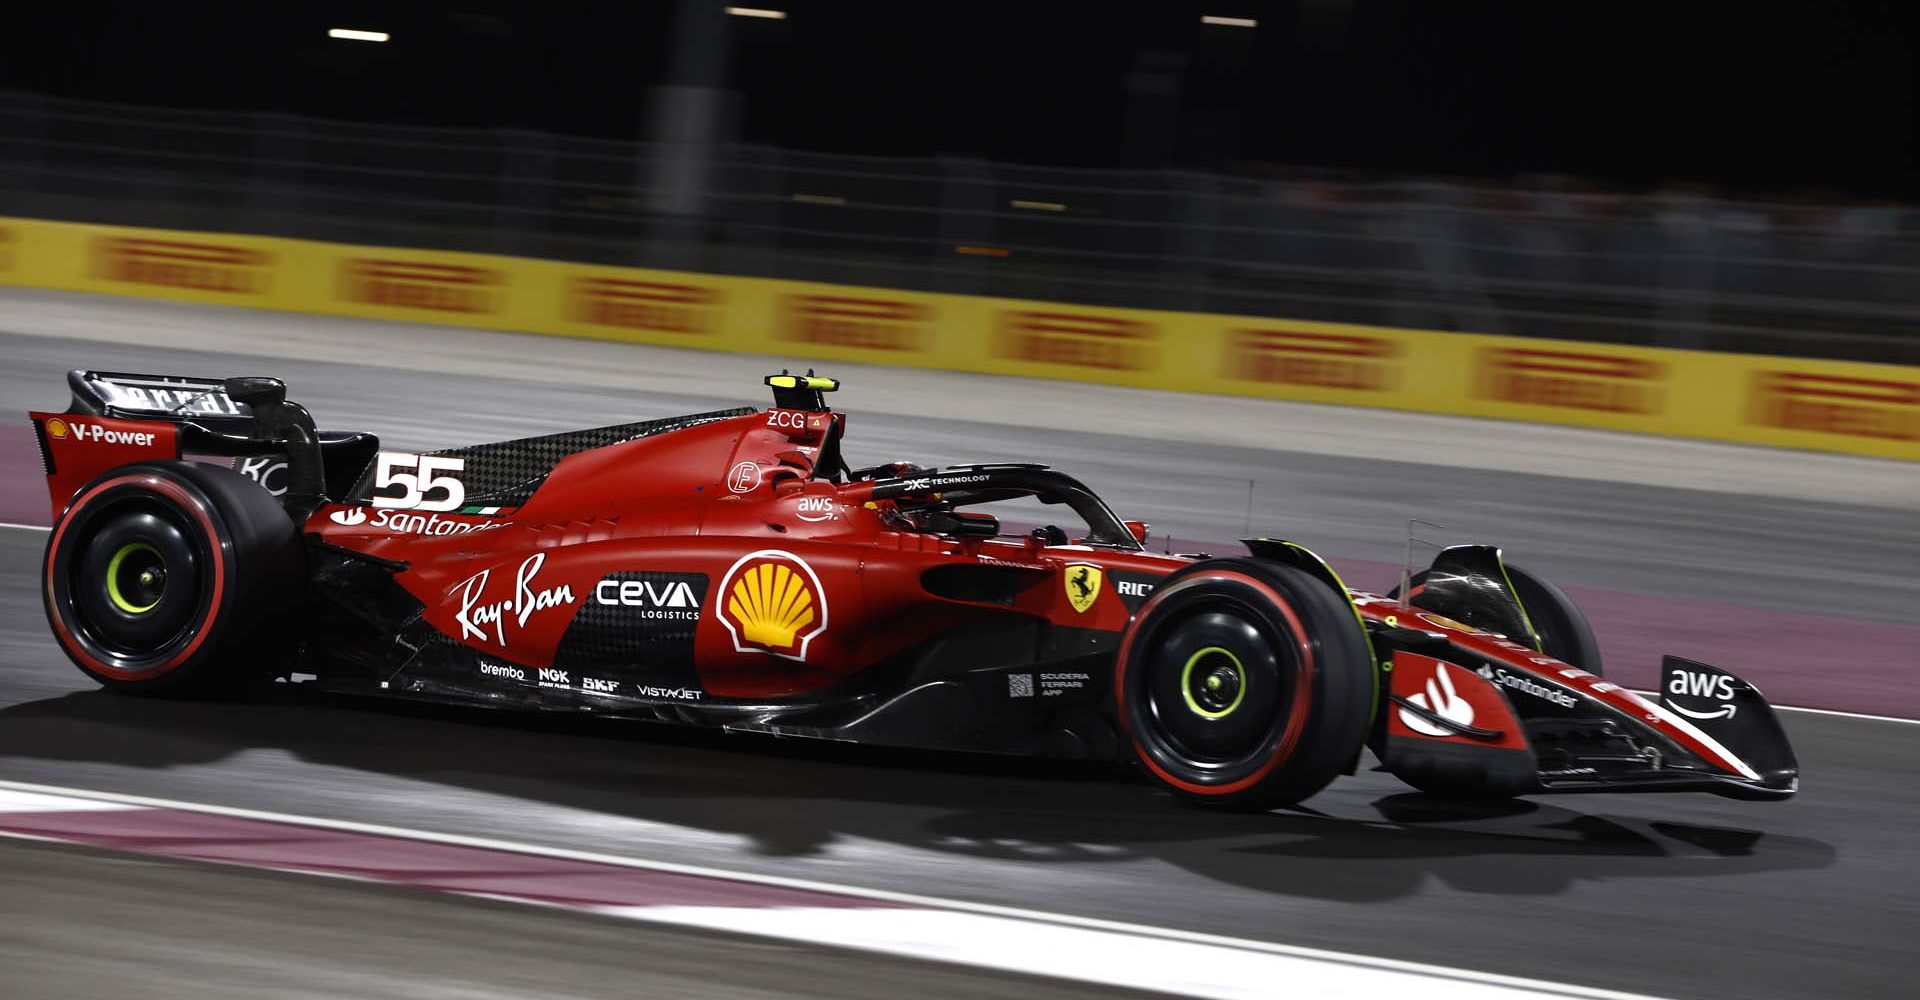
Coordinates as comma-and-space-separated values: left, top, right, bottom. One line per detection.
223, 376, 286, 410
926, 510, 1000, 538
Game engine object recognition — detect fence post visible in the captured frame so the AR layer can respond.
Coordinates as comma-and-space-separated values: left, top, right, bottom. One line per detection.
1406, 182, 1507, 335
640, 0, 733, 270
0, 91, 49, 214
1161, 170, 1219, 313
935, 156, 995, 296
1654, 191, 1714, 349
494, 128, 553, 257
250, 111, 307, 234
717, 142, 785, 277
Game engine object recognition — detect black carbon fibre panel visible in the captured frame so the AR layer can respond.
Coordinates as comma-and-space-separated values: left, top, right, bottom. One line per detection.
553, 571, 709, 700
350, 407, 753, 510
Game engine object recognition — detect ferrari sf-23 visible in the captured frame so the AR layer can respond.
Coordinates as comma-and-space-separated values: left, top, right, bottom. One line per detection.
30, 370, 1798, 809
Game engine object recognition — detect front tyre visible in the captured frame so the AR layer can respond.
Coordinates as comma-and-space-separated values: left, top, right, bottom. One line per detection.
1116, 559, 1374, 811
43, 461, 305, 696
1394, 563, 1603, 676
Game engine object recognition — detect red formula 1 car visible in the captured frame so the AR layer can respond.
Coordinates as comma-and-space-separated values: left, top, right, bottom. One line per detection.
30, 370, 1799, 809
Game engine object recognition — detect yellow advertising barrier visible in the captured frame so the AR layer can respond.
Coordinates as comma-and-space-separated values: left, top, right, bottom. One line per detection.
2, 215, 1915, 461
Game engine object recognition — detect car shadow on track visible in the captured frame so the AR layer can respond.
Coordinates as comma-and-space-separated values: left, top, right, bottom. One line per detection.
0, 687, 1838, 904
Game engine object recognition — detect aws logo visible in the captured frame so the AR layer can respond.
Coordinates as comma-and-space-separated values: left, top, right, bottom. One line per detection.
716, 550, 829, 661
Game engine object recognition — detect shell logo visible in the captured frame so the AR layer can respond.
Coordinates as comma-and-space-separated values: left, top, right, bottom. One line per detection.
45, 418, 69, 439
716, 550, 829, 661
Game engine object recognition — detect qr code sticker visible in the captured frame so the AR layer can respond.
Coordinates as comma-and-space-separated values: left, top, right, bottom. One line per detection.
1007, 673, 1034, 698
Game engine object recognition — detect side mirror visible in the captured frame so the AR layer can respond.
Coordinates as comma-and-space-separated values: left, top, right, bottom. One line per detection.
223, 376, 286, 410
926, 510, 1000, 538
1123, 519, 1150, 544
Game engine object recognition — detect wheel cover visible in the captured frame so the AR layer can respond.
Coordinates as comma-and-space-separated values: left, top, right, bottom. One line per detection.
1180, 646, 1248, 719
1133, 595, 1298, 781
105, 541, 165, 614
49, 480, 219, 678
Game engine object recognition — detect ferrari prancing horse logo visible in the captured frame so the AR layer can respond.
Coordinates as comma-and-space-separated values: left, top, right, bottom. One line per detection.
1063, 563, 1103, 614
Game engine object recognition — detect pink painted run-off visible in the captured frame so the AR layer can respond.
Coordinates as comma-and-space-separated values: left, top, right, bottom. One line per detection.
3, 423, 1915, 719
1, 426, 48, 526
0, 805, 898, 910
1323, 557, 1920, 720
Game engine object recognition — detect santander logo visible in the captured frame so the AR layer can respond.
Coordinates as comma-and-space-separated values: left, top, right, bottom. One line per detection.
1398, 661, 1476, 737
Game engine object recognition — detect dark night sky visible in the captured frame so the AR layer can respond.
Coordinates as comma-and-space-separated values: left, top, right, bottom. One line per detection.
6, 1, 1917, 197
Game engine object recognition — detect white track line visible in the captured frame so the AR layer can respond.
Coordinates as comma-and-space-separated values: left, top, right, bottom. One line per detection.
0, 787, 140, 812
1, 521, 49, 532
0, 778, 1665, 1000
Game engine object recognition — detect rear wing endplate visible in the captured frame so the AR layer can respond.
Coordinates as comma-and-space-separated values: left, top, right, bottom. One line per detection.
42, 370, 326, 521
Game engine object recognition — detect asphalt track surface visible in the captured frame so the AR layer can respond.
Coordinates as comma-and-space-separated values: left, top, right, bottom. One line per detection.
1, 292, 1916, 997
0, 838, 1167, 1000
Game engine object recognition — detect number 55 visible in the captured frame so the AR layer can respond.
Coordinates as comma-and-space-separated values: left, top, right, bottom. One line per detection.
371, 452, 467, 512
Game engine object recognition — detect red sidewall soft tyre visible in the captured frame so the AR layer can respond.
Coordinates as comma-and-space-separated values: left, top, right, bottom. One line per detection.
1503, 564, 1603, 677
1115, 559, 1374, 811
43, 461, 305, 696
1397, 563, 1603, 676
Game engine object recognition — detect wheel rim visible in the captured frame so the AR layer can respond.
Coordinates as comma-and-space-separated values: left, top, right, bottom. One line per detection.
62, 498, 207, 662
1135, 599, 1295, 778
105, 541, 166, 614
1180, 646, 1247, 719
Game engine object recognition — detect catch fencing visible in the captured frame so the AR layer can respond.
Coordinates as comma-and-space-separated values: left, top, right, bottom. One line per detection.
3, 91, 1918, 366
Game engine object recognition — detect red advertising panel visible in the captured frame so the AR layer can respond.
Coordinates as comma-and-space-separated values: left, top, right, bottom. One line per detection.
93, 237, 272, 295
573, 278, 719, 335
1476, 347, 1665, 414
340, 259, 504, 314
1226, 329, 1401, 391
780, 295, 930, 352
1749, 371, 1920, 442
995, 311, 1156, 371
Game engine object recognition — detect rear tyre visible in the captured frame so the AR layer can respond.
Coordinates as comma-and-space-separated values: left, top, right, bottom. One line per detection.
1116, 559, 1374, 811
1395, 563, 1603, 676
43, 461, 305, 696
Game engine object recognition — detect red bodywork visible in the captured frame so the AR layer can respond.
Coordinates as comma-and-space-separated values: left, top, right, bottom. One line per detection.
298, 402, 1757, 780
310, 407, 1182, 701
30, 412, 181, 524
30, 377, 1784, 795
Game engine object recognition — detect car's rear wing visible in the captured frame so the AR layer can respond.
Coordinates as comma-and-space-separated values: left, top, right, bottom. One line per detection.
64, 370, 259, 431
32, 370, 331, 523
